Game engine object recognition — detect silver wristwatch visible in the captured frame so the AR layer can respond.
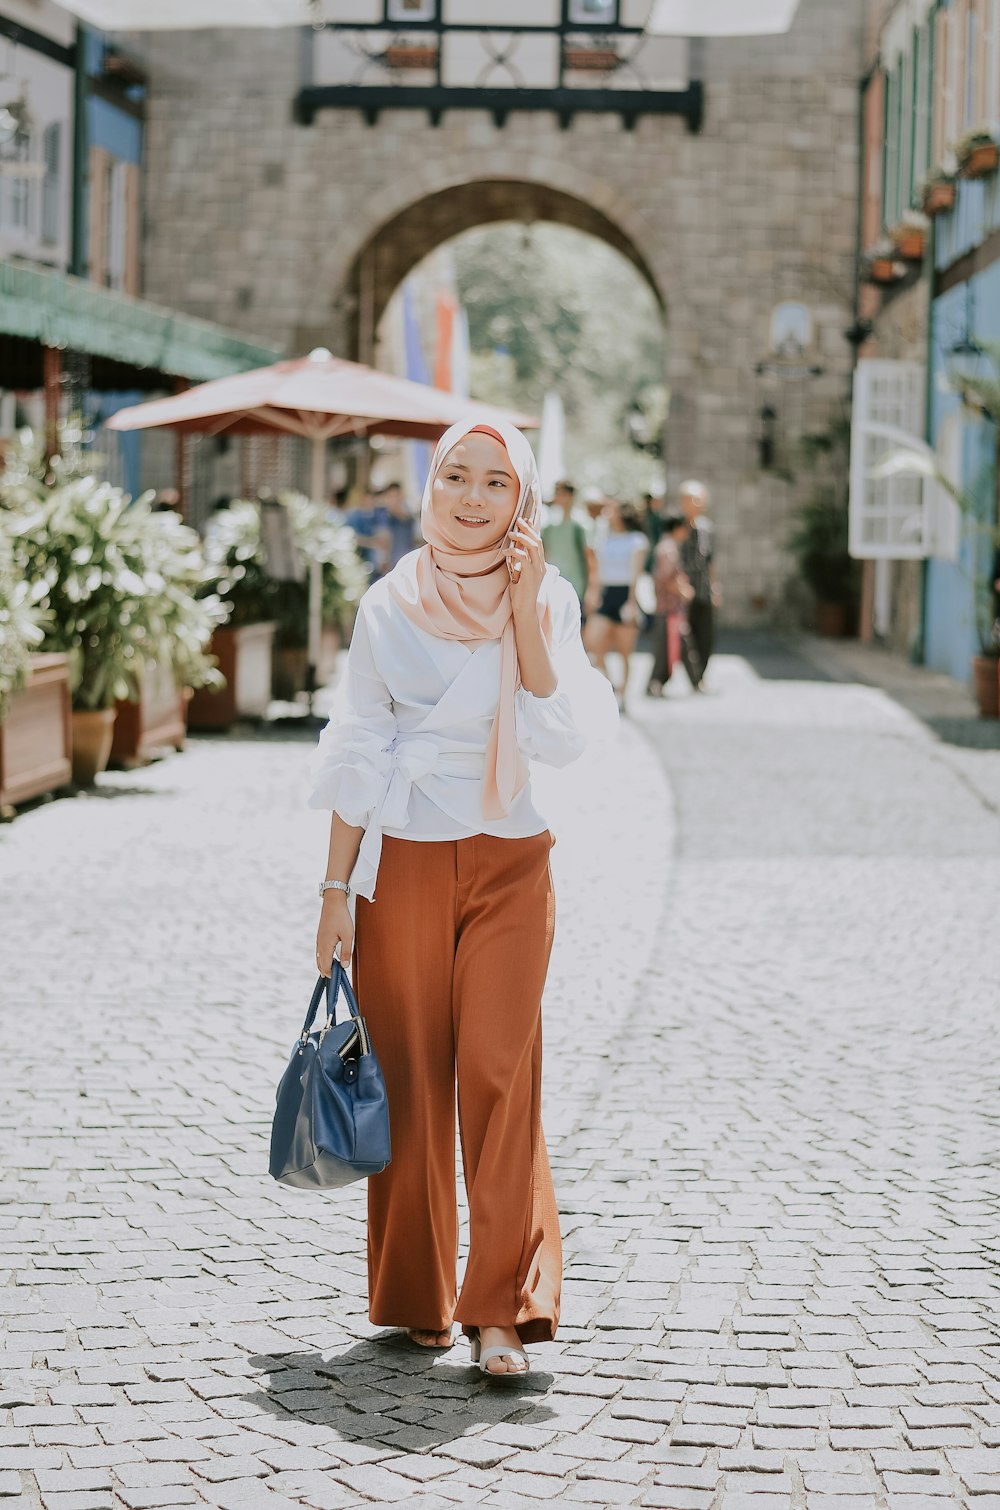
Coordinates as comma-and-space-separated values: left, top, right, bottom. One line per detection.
319, 879, 351, 900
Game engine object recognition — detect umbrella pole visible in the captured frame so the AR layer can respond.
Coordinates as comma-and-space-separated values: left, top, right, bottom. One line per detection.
306, 435, 325, 715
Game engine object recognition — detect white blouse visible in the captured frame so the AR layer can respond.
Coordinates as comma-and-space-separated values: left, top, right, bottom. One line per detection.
307, 561, 619, 901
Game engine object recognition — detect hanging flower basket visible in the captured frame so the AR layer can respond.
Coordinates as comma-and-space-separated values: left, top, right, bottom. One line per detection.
921, 178, 955, 216
958, 140, 1000, 180
865, 256, 905, 286
564, 46, 620, 72
383, 44, 438, 71
891, 225, 926, 261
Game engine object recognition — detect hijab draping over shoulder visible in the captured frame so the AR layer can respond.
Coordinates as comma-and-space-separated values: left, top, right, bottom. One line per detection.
386, 417, 550, 822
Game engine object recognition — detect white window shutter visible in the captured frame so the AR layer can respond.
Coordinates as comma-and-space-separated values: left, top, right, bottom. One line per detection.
849, 359, 932, 559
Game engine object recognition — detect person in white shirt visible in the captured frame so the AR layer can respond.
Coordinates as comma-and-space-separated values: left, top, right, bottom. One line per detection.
308, 417, 617, 1381
584, 500, 649, 709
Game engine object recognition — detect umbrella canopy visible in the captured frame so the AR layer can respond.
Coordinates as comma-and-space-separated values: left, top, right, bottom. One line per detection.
106, 349, 537, 441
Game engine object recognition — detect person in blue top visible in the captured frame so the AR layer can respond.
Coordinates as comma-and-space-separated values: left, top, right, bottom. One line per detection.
347, 484, 418, 580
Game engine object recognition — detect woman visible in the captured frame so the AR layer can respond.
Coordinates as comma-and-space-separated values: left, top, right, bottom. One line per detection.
647, 514, 694, 698
584, 500, 649, 708
308, 418, 617, 1380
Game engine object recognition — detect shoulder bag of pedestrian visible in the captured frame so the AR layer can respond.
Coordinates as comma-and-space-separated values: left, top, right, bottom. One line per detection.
269, 960, 391, 1189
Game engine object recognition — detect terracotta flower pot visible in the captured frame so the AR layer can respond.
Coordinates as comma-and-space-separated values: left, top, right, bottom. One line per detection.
971, 655, 1000, 719
71, 707, 117, 785
868, 257, 902, 285
959, 142, 1000, 179
893, 228, 925, 261
922, 180, 955, 215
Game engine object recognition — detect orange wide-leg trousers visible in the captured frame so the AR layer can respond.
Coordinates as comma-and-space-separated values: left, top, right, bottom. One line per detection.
352, 830, 562, 1344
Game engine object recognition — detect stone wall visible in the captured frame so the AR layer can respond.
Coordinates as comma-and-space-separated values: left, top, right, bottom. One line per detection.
137, 0, 866, 621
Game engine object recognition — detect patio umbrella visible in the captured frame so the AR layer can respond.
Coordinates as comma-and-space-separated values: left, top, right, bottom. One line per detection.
107, 347, 537, 697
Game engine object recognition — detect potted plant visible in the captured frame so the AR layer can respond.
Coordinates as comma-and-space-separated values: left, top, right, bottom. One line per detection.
196, 493, 368, 717
0, 528, 73, 809
265, 492, 369, 698
919, 168, 956, 217
890, 211, 928, 262
189, 500, 279, 730
864, 241, 906, 286
787, 491, 860, 637
954, 127, 1000, 180
1, 435, 225, 782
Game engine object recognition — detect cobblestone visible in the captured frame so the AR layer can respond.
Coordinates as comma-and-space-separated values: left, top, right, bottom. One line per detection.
2, 637, 999, 1505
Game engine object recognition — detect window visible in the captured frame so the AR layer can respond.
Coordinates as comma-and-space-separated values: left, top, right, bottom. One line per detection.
882, 62, 902, 227
41, 122, 60, 246
849, 360, 932, 560
567, 0, 619, 22
914, 22, 932, 188
89, 147, 140, 293
964, 0, 978, 126
0, 128, 35, 238
987, 0, 1000, 126
899, 41, 914, 211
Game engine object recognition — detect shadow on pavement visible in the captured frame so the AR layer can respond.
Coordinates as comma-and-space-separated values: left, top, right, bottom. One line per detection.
919, 715, 1000, 750
244, 1338, 554, 1451
716, 629, 834, 682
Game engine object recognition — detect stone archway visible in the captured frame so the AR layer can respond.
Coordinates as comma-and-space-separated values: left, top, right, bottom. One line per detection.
338, 176, 666, 362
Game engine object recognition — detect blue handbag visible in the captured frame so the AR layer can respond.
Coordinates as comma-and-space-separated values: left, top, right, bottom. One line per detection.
269, 962, 391, 1189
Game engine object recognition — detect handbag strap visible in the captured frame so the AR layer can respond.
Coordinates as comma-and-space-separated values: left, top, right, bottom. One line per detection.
299, 962, 361, 1042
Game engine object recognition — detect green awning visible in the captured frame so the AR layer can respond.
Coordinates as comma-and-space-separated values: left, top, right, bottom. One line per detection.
0, 260, 281, 383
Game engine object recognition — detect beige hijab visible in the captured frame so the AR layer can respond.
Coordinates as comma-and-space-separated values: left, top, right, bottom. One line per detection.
387, 417, 548, 820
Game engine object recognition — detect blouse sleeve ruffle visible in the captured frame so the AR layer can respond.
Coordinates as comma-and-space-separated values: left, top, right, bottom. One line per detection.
306, 604, 396, 827
514, 575, 619, 767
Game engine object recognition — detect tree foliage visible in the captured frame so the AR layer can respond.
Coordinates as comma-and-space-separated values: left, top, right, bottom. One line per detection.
451, 223, 667, 497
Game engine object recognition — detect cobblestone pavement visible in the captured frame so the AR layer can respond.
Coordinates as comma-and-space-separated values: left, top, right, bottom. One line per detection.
2, 637, 1000, 1510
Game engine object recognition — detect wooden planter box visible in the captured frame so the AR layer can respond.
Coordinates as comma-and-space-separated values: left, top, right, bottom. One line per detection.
564, 47, 620, 71
0, 653, 72, 807
958, 141, 1000, 179
383, 44, 438, 70
972, 654, 1000, 719
922, 180, 955, 215
111, 660, 189, 766
188, 621, 276, 731
272, 644, 309, 702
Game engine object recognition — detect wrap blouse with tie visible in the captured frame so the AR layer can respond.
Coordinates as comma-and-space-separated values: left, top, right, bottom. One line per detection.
307, 556, 618, 902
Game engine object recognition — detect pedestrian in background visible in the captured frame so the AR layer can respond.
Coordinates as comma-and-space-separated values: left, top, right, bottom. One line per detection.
678, 480, 719, 691
379, 481, 420, 569
310, 417, 617, 1380
584, 499, 648, 710
541, 479, 596, 618
345, 487, 388, 576
647, 513, 693, 697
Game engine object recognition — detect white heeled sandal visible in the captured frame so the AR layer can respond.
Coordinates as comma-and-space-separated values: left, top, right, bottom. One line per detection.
469, 1330, 529, 1380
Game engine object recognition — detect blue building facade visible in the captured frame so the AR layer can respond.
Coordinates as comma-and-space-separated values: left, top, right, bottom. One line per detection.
926, 177, 1000, 681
